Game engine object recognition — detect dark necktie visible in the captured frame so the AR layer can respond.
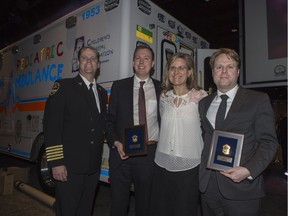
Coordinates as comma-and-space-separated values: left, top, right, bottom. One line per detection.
215, 94, 229, 129
138, 81, 147, 125
89, 83, 98, 110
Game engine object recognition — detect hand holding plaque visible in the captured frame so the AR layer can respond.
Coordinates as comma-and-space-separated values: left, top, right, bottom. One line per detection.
124, 125, 147, 156
207, 130, 244, 171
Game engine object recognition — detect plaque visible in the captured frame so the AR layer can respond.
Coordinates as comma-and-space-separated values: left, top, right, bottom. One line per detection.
124, 125, 147, 156
207, 130, 244, 171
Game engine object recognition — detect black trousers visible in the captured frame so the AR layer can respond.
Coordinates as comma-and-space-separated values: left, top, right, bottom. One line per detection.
110, 144, 156, 216
55, 171, 99, 216
149, 164, 200, 216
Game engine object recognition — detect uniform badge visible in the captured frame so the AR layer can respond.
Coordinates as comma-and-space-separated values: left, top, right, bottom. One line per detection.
50, 82, 60, 96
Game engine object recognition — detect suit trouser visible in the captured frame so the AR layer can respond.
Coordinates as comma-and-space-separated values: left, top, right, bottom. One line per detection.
201, 171, 262, 216
55, 171, 99, 216
110, 144, 156, 216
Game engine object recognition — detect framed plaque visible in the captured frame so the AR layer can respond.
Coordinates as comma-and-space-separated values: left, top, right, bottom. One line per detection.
124, 125, 147, 156
207, 130, 244, 171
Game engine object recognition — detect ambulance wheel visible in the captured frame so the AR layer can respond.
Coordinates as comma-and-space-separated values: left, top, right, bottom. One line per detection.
37, 145, 55, 195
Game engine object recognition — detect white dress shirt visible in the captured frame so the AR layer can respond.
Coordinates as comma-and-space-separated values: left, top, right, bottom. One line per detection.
80, 74, 101, 112
133, 76, 159, 142
206, 85, 239, 129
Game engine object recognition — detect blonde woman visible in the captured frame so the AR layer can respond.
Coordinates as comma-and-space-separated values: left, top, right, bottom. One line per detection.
149, 52, 207, 216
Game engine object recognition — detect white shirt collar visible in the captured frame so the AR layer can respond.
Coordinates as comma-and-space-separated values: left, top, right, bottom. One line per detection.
217, 85, 239, 101
79, 73, 96, 88
134, 75, 151, 87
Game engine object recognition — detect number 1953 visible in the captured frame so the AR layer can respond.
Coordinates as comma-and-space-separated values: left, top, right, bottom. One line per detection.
82, 5, 101, 20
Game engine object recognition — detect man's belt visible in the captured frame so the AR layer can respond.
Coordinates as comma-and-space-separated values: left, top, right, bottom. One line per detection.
147, 140, 158, 145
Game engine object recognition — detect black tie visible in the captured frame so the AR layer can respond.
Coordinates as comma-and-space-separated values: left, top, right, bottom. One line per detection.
89, 83, 98, 110
215, 94, 229, 129
138, 81, 147, 125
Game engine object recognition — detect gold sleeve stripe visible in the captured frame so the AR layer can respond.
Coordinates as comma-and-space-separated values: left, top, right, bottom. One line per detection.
46, 145, 63, 151
47, 155, 64, 161
47, 153, 64, 159
47, 153, 63, 159
47, 152, 63, 158
47, 153, 64, 160
46, 151, 63, 156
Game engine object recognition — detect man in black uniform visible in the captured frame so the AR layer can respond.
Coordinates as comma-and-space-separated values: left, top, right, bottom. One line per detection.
44, 46, 107, 216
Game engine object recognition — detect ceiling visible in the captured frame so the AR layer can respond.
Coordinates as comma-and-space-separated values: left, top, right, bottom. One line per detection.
0, 0, 286, 102
152, 0, 239, 50
0, 0, 239, 50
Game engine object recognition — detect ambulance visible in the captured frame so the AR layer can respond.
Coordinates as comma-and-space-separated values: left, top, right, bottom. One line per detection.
0, 0, 210, 194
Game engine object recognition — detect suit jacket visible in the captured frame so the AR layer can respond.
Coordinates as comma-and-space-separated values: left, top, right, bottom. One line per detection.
106, 76, 161, 171
198, 87, 278, 200
44, 74, 107, 174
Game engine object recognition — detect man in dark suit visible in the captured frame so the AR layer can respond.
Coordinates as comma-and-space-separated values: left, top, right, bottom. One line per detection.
44, 46, 107, 216
106, 45, 161, 216
198, 48, 278, 216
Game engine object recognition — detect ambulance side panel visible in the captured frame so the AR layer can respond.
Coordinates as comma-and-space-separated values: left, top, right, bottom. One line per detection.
0, 0, 209, 185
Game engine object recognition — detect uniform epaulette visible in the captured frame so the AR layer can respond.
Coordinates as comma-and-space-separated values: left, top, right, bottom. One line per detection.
49, 82, 60, 96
